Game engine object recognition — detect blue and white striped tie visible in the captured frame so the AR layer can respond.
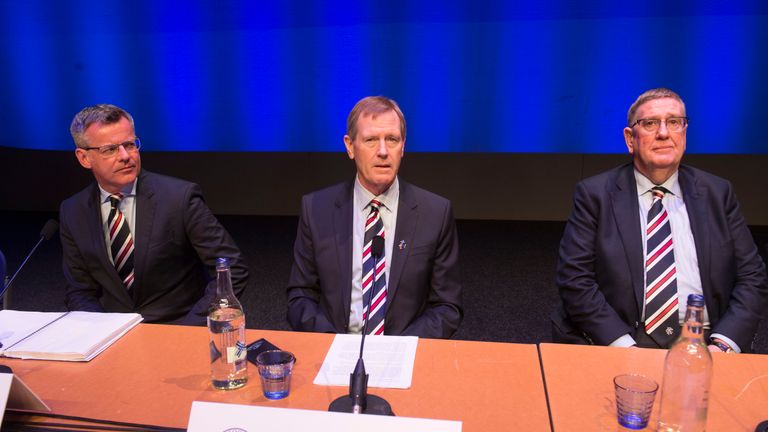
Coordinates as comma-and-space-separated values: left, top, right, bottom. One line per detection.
644, 187, 679, 346
362, 199, 386, 335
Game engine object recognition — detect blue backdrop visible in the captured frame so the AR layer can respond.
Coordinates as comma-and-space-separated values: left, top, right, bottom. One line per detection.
1, 1, 766, 153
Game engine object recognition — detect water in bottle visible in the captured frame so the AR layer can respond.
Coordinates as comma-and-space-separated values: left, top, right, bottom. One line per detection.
207, 257, 248, 390
657, 294, 712, 432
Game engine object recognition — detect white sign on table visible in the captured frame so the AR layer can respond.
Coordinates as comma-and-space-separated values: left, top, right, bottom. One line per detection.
0, 372, 50, 424
188, 401, 461, 432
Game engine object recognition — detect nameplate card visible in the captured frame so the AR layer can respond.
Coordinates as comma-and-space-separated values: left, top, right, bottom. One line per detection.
187, 401, 461, 432
0, 372, 51, 424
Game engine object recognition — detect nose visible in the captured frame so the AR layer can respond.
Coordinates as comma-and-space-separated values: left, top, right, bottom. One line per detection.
656, 121, 670, 139
377, 139, 388, 157
116, 144, 131, 161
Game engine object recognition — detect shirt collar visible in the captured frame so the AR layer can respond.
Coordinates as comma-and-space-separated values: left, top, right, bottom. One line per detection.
354, 176, 399, 213
99, 180, 137, 204
634, 168, 681, 198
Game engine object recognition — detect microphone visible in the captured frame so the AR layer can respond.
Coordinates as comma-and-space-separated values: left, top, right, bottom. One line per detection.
329, 235, 393, 416
1, 219, 59, 299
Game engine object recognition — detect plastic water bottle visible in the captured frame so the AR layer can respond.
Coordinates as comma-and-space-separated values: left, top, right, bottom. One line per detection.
207, 257, 248, 390
657, 294, 712, 432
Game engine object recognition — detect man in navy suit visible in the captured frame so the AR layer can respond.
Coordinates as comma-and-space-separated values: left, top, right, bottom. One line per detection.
287, 96, 462, 338
553, 88, 767, 352
60, 104, 248, 325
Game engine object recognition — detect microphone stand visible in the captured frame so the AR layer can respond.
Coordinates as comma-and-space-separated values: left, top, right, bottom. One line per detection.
329, 236, 393, 415
1, 220, 59, 343
1, 234, 46, 300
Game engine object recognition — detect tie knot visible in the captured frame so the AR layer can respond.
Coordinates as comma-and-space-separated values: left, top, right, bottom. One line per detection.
369, 199, 382, 212
109, 193, 124, 207
651, 186, 668, 200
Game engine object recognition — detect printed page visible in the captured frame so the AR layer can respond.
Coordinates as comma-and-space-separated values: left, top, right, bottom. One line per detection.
0, 310, 66, 354
314, 334, 418, 389
2, 311, 142, 361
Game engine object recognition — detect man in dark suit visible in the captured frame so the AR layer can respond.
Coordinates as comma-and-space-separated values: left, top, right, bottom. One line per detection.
60, 104, 248, 325
287, 96, 462, 338
553, 88, 767, 352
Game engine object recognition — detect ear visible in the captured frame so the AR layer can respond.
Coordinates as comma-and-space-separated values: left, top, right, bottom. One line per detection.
400, 139, 405, 158
623, 127, 635, 155
75, 148, 93, 169
344, 135, 355, 160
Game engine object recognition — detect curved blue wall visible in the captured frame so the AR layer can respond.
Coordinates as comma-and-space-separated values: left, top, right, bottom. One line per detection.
1, 1, 766, 153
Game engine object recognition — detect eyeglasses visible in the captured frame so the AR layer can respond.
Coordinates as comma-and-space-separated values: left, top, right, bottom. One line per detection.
630, 117, 688, 133
82, 138, 142, 158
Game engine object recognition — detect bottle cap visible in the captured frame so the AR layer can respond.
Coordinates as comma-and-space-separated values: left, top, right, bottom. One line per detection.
687, 293, 705, 307
216, 257, 230, 268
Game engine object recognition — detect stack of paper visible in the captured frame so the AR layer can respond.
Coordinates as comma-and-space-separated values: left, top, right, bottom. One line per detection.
314, 334, 419, 389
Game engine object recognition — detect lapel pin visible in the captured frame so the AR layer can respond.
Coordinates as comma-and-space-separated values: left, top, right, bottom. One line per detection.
398, 240, 407, 250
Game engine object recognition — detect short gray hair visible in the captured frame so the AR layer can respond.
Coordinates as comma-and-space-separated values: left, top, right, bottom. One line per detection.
70, 104, 135, 148
346, 96, 406, 141
627, 88, 686, 126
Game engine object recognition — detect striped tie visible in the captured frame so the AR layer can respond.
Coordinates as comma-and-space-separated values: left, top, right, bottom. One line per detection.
108, 194, 135, 290
362, 199, 387, 335
644, 186, 679, 347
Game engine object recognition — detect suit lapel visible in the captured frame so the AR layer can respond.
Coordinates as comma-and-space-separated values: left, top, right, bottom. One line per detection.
388, 181, 417, 306
679, 166, 711, 296
610, 165, 645, 315
334, 183, 354, 326
88, 183, 133, 308
132, 171, 156, 305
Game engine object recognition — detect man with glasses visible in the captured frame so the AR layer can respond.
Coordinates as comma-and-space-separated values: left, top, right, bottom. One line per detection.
553, 88, 767, 352
60, 104, 248, 324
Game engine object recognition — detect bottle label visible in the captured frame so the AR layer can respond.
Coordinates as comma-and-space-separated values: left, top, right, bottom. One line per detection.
226, 341, 247, 363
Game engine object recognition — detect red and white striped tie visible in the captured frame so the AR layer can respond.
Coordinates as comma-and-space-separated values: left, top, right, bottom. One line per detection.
108, 194, 135, 290
362, 199, 386, 335
644, 187, 679, 346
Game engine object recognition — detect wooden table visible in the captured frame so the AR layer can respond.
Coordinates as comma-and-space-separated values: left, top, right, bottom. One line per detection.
539, 343, 768, 431
1, 324, 551, 431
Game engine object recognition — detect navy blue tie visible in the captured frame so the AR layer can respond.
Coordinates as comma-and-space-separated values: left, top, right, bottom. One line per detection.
362, 199, 386, 335
644, 187, 679, 346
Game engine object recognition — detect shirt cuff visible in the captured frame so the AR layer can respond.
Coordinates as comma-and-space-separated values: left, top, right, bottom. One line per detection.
711, 333, 741, 353
610, 334, 637, 348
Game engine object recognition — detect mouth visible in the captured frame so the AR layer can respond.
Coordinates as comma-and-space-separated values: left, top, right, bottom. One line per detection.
116, 165, 136, 173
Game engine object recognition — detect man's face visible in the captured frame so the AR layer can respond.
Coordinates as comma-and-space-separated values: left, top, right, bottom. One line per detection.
623, 97, 686, 178
75, 116, 141, 193
344, 110, 405, 196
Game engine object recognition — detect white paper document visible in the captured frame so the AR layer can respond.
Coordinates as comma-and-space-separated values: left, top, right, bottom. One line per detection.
0, 310, 142, 361
188, 401, 462, 432
314, 334, 418, 389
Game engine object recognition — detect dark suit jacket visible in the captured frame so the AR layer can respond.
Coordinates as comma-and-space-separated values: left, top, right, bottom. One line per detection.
553, 163, 768, 351
287, 180, 463, 339
60, 170, 248, 325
